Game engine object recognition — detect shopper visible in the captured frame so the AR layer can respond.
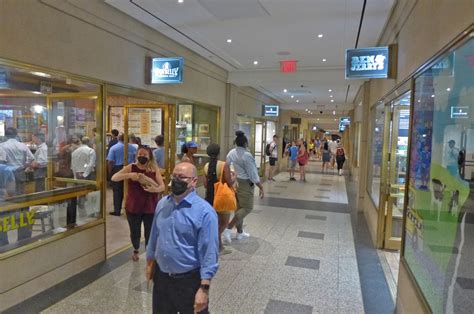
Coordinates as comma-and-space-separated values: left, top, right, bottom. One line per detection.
71, 136, 96, 180
153, 134, 165, 169
107, 129, 119, 153
297, 138, 308, 182
204, 143, 236, 255
107, 134, 137, 216
267, 134, 278, 181
322, 140, 331, 173
329, 138, 338, 169
224, 131, 264, 243
288, 140, 298, 181
181, 141, 199, 164
112, 145, 165, 261
315, 138, 321, 160
145, 162, 218, 314
27, 132, 48, 192
335, 140, 346, 176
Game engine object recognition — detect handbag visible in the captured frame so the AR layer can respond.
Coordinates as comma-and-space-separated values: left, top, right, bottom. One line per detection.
213, 164, 237, 212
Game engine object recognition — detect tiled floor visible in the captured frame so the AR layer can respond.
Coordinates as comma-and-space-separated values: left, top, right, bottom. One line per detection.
12, 161, 394, 314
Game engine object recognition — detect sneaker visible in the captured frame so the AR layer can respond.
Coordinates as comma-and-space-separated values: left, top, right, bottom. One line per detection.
236, 231, 250, 240
223, 229, 232, 244
109, 212, 121, 216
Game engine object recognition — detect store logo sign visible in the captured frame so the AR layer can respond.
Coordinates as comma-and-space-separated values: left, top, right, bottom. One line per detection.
451, 106, 469, 119
262, 105, 279, 117
345, 47, 392, 79
146, 57, 183, 84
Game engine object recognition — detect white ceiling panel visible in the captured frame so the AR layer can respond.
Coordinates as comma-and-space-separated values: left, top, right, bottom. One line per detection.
106, 0, 395, 123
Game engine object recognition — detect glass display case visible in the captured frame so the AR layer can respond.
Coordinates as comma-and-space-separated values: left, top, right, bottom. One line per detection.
0, 62, 103, 255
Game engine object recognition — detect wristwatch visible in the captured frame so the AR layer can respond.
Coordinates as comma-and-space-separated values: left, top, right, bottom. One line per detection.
200, 284, 210, 291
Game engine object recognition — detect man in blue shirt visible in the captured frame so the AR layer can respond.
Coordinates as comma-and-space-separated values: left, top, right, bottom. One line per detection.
106, 134, 137, 216
146, 162, 218, 314
287, 140, 299, 181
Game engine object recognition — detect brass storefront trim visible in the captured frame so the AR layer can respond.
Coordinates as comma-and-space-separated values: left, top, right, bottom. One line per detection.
400, 257, 431, 312
0, 219, 104, 261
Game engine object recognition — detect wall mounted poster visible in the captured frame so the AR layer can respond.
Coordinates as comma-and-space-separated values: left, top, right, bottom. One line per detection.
128, 108, 162, 147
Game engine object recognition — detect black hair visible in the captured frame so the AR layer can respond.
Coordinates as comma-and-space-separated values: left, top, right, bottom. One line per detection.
181, 143, 188, 154
235, 130, 248, 147
5, 127, 17, 138
206, 143, 220, 158
154, 134, 164, 146
111, 129, 119, 137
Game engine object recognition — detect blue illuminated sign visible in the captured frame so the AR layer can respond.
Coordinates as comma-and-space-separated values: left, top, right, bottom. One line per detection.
345, 47, 391, 79
262, 105, 279, 117
147, 57, 183, 84
451, 106, 469, 119
339, 117, 351, 132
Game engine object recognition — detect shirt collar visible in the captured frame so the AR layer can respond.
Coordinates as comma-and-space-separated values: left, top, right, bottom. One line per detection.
167, 189, 197, 208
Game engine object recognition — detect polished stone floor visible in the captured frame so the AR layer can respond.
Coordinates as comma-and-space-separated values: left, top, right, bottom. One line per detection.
9, 161, 395, 314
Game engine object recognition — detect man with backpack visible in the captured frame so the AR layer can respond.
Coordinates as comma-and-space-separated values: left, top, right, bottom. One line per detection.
266, 135, 278, 181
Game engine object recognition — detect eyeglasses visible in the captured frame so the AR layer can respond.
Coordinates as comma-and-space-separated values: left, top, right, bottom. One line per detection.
171, 174, 195, 181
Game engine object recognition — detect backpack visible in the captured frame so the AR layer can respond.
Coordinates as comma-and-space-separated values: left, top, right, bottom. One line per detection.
265, 143, 272, 156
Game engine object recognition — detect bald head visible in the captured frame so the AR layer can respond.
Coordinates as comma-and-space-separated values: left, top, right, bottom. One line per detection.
174, 162, 197, 178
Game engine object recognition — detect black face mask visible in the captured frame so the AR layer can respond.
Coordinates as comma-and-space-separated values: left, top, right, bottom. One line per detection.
137, 156, 148, 165
171, 178, 189, 196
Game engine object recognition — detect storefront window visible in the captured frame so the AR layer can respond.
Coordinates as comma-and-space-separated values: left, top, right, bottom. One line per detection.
0, 63, 103, 254
367, 102, 385, 207
403, 37, 474, 312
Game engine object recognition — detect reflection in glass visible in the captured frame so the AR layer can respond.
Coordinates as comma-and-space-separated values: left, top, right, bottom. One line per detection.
367, 102, 385, 207
404, 37, 474, 312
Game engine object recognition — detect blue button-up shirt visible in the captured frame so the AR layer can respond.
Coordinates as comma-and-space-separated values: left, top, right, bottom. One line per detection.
106, 141, 136, 166
226, 147, 260, 184
146, 190, 219, 280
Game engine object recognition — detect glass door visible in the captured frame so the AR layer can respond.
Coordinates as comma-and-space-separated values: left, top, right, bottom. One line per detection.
255, 120, 265, 171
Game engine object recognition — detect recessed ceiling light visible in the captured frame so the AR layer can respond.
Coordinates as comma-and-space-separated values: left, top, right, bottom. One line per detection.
330, 95, 333, 98
331, 99, 334, 103
296, 99, 299, 103
417, 100, 421, 102
333, 110, 336, 115
283, 89, 288, 93
322, 58, 327, 62
291, 95, 294, 98
446, 88, 451, 91
334, 119, 337, 121
227, 39, 232, 43
328, 89, 332, 92
318, 34, 323, 38
431, 94, 435, 98
253, 61, 259, 65
317, 118, 320, 121
178, 0, 183, 3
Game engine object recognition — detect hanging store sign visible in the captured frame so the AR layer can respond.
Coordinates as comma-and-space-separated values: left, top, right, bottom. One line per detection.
450, 106, 469, 119
262, 104, 279, 117
146, 57, 184, 84
338, 117, 351, 132
345, 46, 394, 79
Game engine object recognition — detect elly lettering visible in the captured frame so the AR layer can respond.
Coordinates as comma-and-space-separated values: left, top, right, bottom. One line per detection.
0, 210, 36, 232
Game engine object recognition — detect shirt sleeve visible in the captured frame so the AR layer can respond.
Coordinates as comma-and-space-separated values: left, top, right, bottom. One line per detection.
198, 208, 219, 280
146, 203, 161, 261
35, 146, 48, 167
244, 152, 260, 184
106, 147, 114, 163
84, 149, 96, 178
26, 147, 35, 165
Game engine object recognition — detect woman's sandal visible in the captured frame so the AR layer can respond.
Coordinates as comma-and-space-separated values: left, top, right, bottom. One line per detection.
132, 250, 139, 262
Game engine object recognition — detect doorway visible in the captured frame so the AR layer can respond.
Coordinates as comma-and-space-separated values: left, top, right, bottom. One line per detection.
105, 94, 173, 257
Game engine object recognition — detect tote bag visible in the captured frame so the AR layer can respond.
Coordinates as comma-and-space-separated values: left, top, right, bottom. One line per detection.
213, 164, 237, 212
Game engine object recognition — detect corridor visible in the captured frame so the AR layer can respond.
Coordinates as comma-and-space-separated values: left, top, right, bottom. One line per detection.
10, 161, 395, 314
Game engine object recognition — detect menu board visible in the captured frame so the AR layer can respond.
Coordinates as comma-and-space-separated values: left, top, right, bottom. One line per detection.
110, 107, 124, 133
128, 108, 162, 147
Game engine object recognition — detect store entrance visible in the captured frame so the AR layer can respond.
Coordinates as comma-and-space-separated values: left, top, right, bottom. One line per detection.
378, 92, 411, 250
105, 95, 173, 257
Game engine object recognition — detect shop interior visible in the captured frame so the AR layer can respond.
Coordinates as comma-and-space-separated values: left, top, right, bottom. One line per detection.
0, 64, 103, 254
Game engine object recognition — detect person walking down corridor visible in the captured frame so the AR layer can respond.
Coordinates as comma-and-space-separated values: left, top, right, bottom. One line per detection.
204, 143, 236, 255
267, 134, 278, 181
297, 139, 309, 182
224, 131, 264, 243
287, 140, 298, 181
107, 134, 137, 216
336, 140, 346, 176
112, 146, 165, 261
146, 162, 218, 314
322, 140, 331, 173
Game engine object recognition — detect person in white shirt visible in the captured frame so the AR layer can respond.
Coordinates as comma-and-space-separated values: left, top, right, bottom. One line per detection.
71, 136, 96, 180
27, 132, 48, 192
328, 138, 338, 169
267, 135, 278, 181
0, 127, 35, 171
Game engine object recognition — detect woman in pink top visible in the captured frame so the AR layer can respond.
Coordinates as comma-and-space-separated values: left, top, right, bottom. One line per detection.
112, 146, 165, 261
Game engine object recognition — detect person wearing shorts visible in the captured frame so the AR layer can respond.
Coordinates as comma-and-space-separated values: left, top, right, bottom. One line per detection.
288, 141, 298, 181
267, 135, 278, 181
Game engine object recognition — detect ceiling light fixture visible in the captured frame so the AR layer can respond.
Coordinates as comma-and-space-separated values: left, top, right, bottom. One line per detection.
331, 99, 334, 103
431, 94, 435, 98
31, 91, 42, 95
283, 89, 288, 93
178, 0, 183, 3
322, 58, 327, 62
318, 34, 323, 38
330, 95, 333, 98
328, 89, 332, 92
253, 61, 259, 65
333, 110, 336, 115
291, 95, 294, 98
227, 39, 232, 43
31, 71, 51, 78
296, 99, 299, 103
446, 88, 451, 91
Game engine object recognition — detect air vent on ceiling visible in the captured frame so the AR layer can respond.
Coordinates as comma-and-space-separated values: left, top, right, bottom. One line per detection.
198, 0, 269, 20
